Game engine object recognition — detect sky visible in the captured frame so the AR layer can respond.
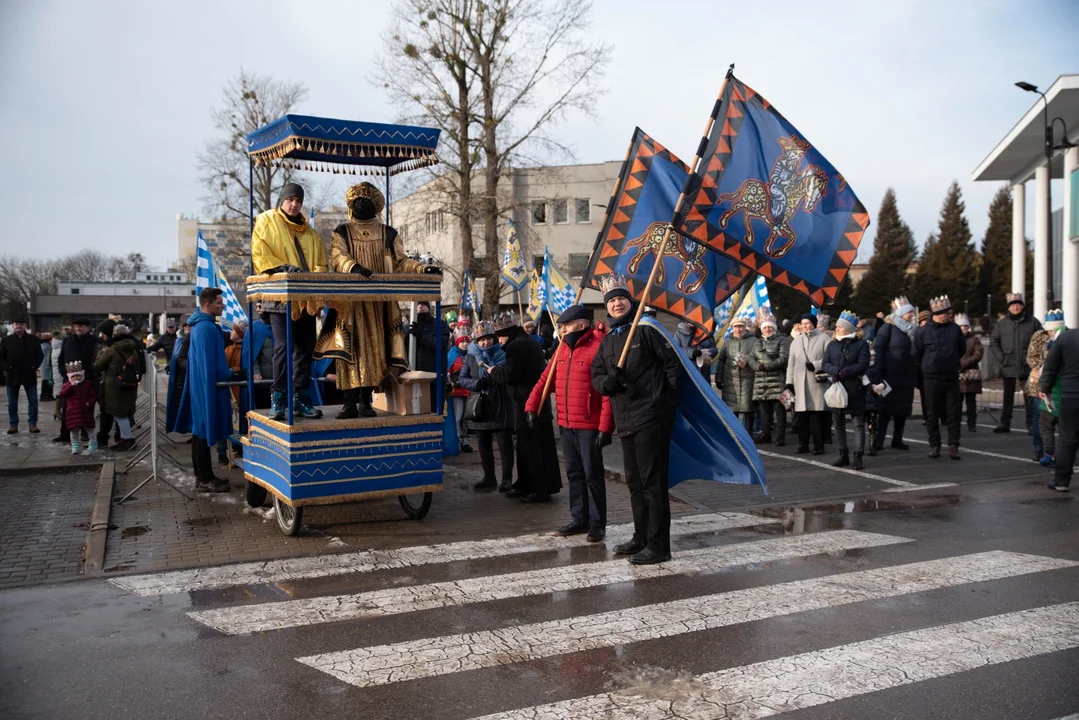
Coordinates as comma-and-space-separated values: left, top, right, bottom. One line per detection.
0, 0, 1076, 273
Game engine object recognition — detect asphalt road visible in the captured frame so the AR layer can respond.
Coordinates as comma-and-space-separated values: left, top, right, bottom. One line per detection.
1, 479, 1077, 720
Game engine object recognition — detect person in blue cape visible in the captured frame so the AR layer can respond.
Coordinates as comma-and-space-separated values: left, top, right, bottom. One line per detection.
175, 288, 236, 493
165, 314, 191, 435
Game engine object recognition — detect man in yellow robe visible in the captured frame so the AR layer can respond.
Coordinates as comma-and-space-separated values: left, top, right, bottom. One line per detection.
250, 182, 329, 420
315, 182, 442, 418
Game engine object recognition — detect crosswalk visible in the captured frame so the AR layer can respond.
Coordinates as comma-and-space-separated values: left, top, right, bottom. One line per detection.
112, 513, 1079, 718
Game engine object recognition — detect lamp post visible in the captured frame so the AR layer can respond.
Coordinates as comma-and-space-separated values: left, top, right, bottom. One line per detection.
1016, 81, 1077, 311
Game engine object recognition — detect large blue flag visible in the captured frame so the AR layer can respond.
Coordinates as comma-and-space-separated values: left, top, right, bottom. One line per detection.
641, 315, 766, 491
585, 128, 749, 341
673, 73, 869, 308
195, 230, 246, 328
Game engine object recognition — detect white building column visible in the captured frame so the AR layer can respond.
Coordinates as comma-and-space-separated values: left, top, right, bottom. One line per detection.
1033, 164, 1050, 322
1063, 146, 1079, 327
1011, 181, 1026, 296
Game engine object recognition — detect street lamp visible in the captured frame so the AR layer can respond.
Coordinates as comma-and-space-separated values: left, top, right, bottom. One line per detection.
1015, 81, 1077, 311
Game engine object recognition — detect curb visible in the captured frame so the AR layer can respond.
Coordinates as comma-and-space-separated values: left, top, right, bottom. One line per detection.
83, 461, 115, 573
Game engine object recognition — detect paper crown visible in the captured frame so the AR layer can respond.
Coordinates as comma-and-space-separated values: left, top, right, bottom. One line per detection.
445, 310, 458, 323
757, 309, 777, 329
456, 315, 472, 327
837, 310, 859, 332
453, 326, 471, 342
1005, 292, 1025, 306
929, 295, 952, 313
954, 313, 970, 326
1044, 308, 1065, 330
473, 320, 496, 339
892, 296, 914, 315
598, 274, 631, 299
491, 311, 519, 333
65, 360, 84, 374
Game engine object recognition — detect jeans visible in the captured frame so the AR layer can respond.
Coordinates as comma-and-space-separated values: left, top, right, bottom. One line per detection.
1054, 397, 1078, 488
6, 383, 38, 427
561, 427, 607, 533
621, 415, 673, 555
834, 411, 866, 454
924, 376, 961, 448
451, 397, 470, 446
270, 312, 316, 394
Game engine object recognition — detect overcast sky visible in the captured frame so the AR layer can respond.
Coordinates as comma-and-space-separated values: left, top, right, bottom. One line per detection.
1, 0, 1076, 272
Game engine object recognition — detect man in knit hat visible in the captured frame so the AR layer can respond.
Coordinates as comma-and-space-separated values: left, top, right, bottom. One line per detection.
990, 292, 1041, 433
913, 296, 966, 459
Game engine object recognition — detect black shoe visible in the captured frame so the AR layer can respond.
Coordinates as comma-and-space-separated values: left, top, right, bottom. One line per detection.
968, 423, 977, 432
852, 452, 864, 470
505, 489, 524, 498
357, 389, 377, 418
113, 438, 136, 452
613, 541, 646, 556
775, 439, 785, 447
197, 477, 231, 493
795, 445, 810, 454
460, 443, 473, 453
866, 445, 878, 457
754, 434, 772, 444
992, 425, 1010, 434
811, 448, 825, 456
498, 480, 512, 493
336, 404, 359, 420
891, 441, 910, 450
586, 531, 605, 543
833, 450, 850, 467
629, 547, 672, 565
218, 454, 229, 466
52, 435, 68, 443
473, 477, 497, 490
556, 523, 588, 536
520, 493, 551, 503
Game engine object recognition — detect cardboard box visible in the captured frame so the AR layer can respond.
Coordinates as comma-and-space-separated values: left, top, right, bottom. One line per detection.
373, 371, 436, 416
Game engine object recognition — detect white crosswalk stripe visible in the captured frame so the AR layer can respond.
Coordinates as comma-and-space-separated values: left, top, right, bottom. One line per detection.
468, 602, 1079, 720
296, 550, 1076, 689
111, 512, 776, 597
189, 530, 909, 635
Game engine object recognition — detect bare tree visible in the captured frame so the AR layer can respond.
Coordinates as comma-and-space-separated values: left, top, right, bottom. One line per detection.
196, 69, 309, 220
376, 0, 481, 302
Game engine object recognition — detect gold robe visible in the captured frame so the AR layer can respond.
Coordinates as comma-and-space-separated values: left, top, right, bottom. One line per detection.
314, 220, 426, 390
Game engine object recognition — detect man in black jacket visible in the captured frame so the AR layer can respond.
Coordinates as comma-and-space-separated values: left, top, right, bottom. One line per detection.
1040, 327, 1079, 491
147, 320, 179, 360
1, 319, 44, 433
990, 293, 1041, 433
591, 275, 683, 565
408, 301, 450, 374
52, 318, 101, 443
913, 296, 967, 460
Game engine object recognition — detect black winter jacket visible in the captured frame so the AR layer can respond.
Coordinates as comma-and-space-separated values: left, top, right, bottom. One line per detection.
410, 313, 450, 374
147, 331, 178, 358
487, 329, 548, 431
1040, 328, 1079, 399
0, 331, 44, 386
991, 311, 1041, 379
822, 336, 871, 415
591, 314, 682, 436
913, 320, 966, 379
60, 333, 101, 383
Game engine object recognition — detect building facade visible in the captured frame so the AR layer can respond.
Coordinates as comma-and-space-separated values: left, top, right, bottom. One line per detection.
29, 272, 196, 331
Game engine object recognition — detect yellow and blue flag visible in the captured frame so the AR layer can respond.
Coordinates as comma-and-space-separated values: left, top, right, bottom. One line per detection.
584, 128, 749, 341
460, 270, 481, 317
673, 72, 869, 307
500, 220, 528, 291
542, 247, 576, 317
526, 266, 544, 323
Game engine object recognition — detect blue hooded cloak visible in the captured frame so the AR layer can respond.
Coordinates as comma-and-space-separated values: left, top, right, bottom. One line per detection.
175, 311, 234, 444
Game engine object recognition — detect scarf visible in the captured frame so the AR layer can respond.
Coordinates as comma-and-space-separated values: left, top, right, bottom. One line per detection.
893, 314, 915, 339
467, 341, 506, 378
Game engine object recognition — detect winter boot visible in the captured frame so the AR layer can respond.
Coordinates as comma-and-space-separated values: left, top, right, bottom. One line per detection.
928, 446, 941, 458
87, 438, 99, 453
948, 444, 961, 460
357, 388, 377, 418
832, 449, 850, 467
337, 389, 359, 419
852, 451, 864, 470
71, 439, 82, 455
294, 388, 323, 419
270, 391, 286, 421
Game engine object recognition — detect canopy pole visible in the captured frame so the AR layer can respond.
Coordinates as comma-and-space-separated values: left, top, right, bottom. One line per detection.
246, 158, 256, 408
616, 67, 733, 369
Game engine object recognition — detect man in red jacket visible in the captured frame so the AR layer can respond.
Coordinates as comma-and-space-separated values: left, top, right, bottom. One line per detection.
526, 306, 614, 542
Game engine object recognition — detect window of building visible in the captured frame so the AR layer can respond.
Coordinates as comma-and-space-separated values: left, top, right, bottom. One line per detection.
532, 201, 547, 225
568, 253, 590, 277
425, 210, 446, 234
70, 288, 80, 295
553, 199, 568, 224
576, 199, 591, 223
533, 255, 545, 272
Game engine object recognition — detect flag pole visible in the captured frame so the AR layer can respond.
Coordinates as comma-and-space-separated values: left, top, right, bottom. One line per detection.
517, 289, 524, 323
538, 307, 564, 408
617, 65, 734, 369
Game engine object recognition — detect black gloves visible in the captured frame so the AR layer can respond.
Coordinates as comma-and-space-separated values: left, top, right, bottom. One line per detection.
409, 322, 422, 337
475, 377, 490, 391
350, 264, 373, 277
690, 348, 701, 360
601, 371, 626, 396
805, 361, 816, 372
231, 369, 246, 381
271, 264, 301, 274
784, 384, 795, 394
525, 411, 537, 429
596, 431, 612, 450
423, 266, 442, 275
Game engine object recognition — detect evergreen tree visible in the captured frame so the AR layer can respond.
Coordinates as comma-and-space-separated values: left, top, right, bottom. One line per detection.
851, 189, 917, 317
977, 186, 1013, 314
910, 182, 979, 311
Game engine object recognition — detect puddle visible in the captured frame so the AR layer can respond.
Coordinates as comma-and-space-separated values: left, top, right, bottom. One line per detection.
610, 664, 711, 700
121, 526, 150, 538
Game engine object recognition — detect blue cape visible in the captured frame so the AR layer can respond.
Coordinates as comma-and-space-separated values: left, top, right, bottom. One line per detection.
640, 316, 767, 492
309, 357, 335, 406
175, 311, 234, 444
165, 334, 185, 434
241, 319, 272, 376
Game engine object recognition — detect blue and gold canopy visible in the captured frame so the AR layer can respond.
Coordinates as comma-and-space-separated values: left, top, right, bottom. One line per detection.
246, 115, 440, 176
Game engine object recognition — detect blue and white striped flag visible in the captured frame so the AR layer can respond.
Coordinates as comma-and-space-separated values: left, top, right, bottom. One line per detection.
713, 295, 736, 330
542, 247, 576, 317
195, 230, 246, 328
754, 275, 771, 312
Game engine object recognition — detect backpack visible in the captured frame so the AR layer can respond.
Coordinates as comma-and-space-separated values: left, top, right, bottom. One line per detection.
118, 353, 140, 390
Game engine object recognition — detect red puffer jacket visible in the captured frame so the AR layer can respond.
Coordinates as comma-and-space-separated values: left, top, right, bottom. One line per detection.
60, 379, 98, 430
525, 327, 614, 432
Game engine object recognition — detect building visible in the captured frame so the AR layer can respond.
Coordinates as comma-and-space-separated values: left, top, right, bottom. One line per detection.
28, 271, 195, 332
391, 162, 620, 307
176, 214, 251, 296
972, 74, 1079, 325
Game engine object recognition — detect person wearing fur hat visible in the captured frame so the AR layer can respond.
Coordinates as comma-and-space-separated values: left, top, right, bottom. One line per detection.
956, 313, 983, 433
251, 181, 329, 421
786, 313, 831, 454
823, 311, 871, 468
59, 361, 97, 453
751, 311, 790, 446
913, 296, 966, 459
447, 326, 474, 454
990, 292, 1041, 433
1026, 309, 1066, 466
716, 316, 757, 432
867, 297, 918, 453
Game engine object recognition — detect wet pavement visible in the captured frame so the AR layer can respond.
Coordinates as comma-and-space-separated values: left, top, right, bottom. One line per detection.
1, 478, 1076, 720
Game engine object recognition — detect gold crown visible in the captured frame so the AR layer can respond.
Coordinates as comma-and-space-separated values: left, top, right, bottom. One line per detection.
929, 295, 952, 313
345, 182, 386, 215
65, 360, 84, 373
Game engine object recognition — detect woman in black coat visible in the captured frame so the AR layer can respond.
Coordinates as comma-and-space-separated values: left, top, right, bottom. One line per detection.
458, 324, 515, 491
822, 313, 871, 469
866, 302, 918, 453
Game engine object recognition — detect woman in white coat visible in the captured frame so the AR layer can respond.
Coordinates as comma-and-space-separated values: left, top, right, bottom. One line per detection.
786, 314, 831, 455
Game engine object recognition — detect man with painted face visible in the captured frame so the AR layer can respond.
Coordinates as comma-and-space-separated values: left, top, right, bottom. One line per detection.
591, 275, 682, 565
251, 182, 329, 421
315, 182, 441, 419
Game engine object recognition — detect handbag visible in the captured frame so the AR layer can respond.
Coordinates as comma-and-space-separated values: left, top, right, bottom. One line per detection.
824, 380, 849, 409
463, 391, 486, 422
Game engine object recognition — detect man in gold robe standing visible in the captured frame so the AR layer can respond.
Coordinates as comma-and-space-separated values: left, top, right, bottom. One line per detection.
316, 182, 442, 418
